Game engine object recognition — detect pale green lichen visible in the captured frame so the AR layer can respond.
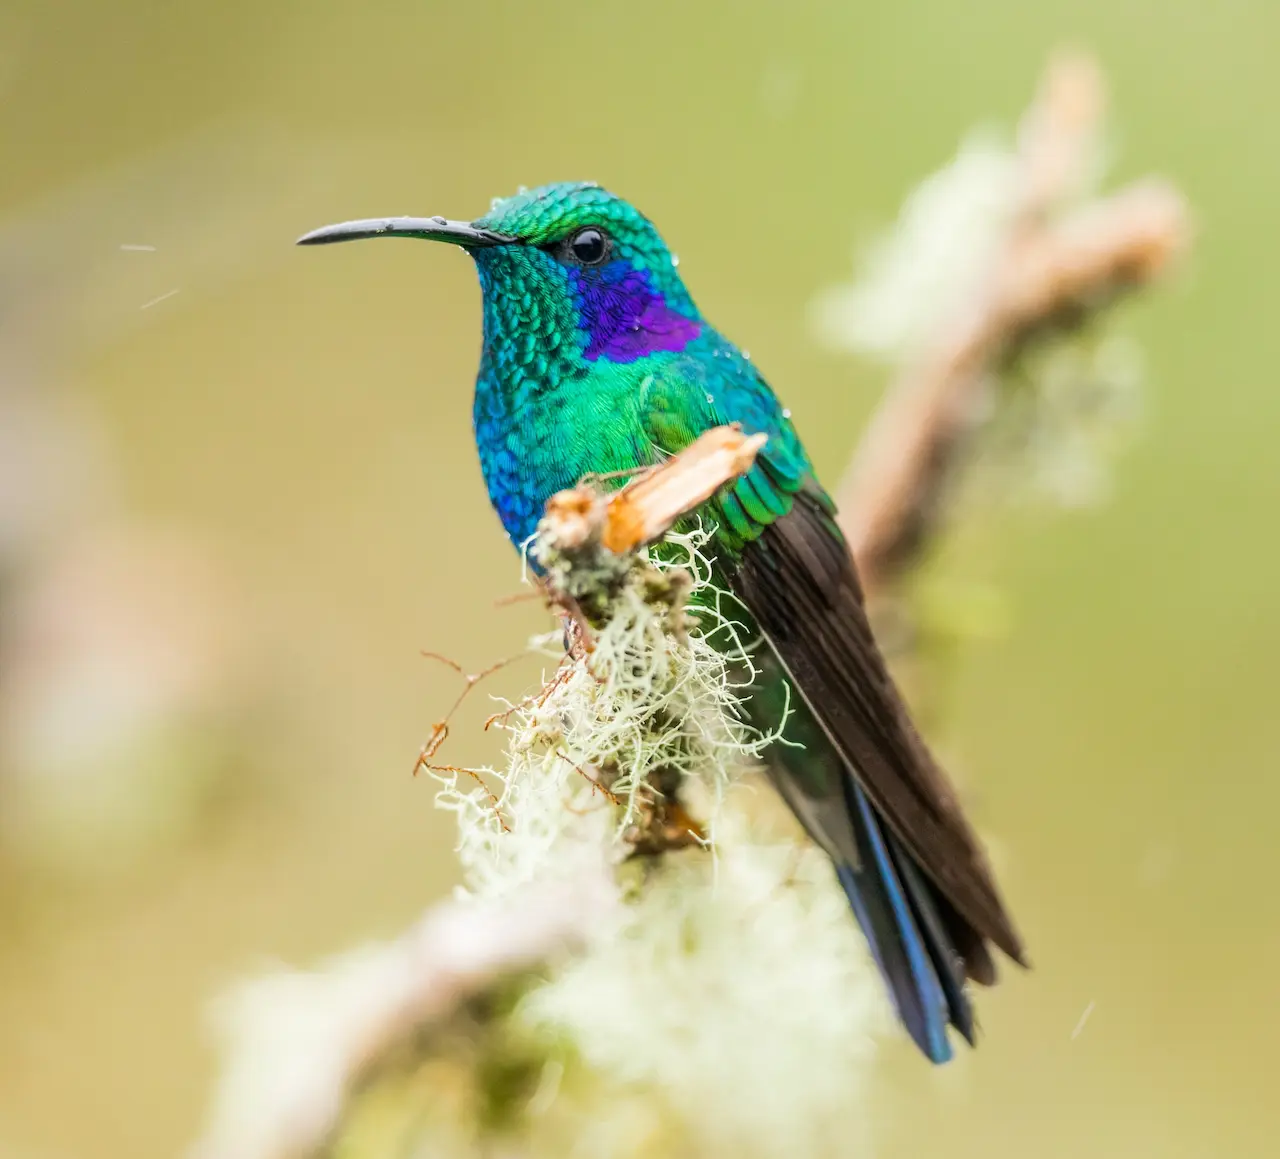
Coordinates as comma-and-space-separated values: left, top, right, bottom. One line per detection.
975, 332, 1145, 509
811, 129, 1023, 362
811, 115, 1139, 514
423, 520, 887, 1158
521, 827, 886, 1159
431, 524, 788, 897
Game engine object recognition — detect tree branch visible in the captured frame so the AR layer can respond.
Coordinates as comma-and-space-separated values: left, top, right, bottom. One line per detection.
838, 51, 1189, 594
190, 875, 616, 1159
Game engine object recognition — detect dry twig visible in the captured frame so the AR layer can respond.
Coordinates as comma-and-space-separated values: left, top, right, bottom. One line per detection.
542, 424, 768, 556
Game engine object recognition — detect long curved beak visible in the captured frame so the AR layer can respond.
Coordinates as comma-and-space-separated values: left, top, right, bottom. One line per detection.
296, 216, 515, 248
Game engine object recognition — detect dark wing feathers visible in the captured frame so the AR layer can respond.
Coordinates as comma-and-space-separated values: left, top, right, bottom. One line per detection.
641, 353, 1026, 972
728, 487, 1027, 967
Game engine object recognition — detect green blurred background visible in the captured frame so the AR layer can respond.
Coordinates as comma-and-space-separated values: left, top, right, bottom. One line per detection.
1, 1, 1277, 1156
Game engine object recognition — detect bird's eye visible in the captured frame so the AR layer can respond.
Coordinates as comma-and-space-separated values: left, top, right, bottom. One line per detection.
567, 227, 609, 266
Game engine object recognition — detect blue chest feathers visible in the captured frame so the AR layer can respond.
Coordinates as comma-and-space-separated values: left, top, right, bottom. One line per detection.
472, 370, 583, 547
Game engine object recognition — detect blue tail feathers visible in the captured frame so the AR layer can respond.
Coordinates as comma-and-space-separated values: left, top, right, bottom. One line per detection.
836, 781, 973, 1064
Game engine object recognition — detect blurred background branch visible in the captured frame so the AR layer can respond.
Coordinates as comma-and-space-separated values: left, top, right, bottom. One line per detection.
190, 876, 616, 1159
838, 51, 1187, 595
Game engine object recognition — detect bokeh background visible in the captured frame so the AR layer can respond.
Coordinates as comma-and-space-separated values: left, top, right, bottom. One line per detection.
1, 1, 1277, 1157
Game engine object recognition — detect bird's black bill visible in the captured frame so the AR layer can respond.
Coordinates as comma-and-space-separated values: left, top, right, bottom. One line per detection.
296, 216, 514, 248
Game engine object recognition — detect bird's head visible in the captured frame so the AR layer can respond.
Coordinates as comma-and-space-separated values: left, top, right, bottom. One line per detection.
298, 182, 702, 366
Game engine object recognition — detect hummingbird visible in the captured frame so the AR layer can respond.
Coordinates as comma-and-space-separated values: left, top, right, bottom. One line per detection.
299, 182, 1027, 1062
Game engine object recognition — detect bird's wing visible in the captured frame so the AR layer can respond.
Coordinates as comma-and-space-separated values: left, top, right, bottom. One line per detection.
638, 349, 812, 543
730, 488, 1026, 963
640, 355, 1027, 965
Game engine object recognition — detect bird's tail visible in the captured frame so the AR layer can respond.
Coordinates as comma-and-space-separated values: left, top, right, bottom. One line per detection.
835, 777, 976, 1063
747, 647, 995, 1064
